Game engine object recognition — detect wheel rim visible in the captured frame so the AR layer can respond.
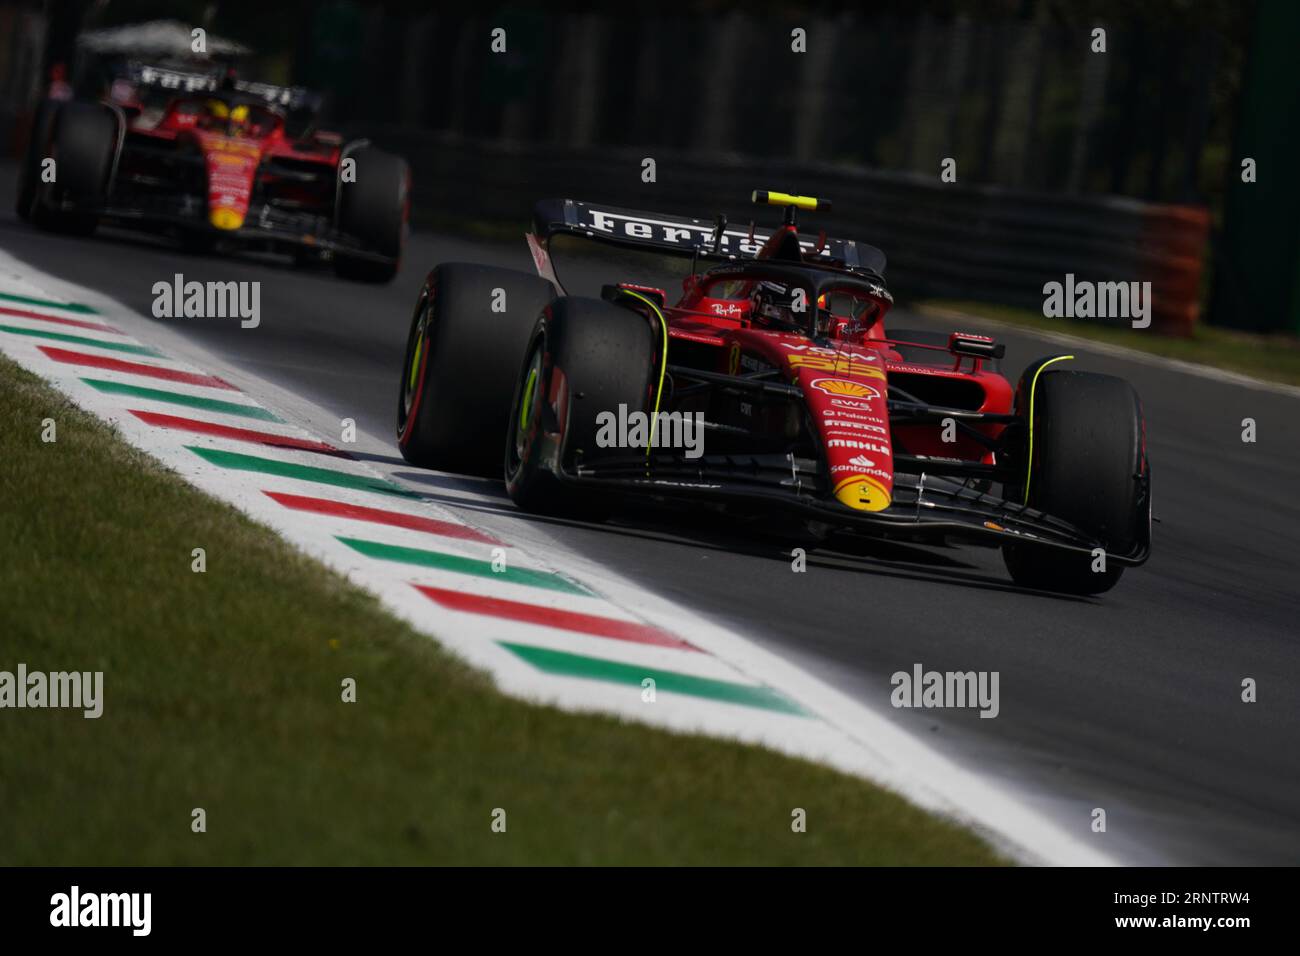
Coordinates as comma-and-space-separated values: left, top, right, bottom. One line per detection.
400, 299, 429, 424
509, 345, 543, 475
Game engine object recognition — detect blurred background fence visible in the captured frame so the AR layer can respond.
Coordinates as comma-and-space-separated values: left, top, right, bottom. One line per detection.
2, 0, 1295, 334
378, 129, 1210, 331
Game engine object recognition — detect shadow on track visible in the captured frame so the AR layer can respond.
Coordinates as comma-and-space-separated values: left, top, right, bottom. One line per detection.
388, 468, 1091, 605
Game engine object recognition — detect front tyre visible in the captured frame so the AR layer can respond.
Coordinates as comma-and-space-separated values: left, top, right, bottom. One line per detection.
1002, 367, 1149, 595
506, 296, 657, 517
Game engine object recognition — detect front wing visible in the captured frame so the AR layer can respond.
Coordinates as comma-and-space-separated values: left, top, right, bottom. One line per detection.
554, 451, 1151, 566
62, 190, 393, 264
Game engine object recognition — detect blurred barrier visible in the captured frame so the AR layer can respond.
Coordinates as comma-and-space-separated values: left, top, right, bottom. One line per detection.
0, 4, 46, 158
373, 129, 1210, 335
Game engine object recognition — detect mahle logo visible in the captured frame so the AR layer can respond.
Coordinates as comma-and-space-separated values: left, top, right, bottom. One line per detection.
595, 404, 704, 459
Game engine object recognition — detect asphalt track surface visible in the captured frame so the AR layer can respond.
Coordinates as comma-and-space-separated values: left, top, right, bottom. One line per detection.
5, 166, 1298, 864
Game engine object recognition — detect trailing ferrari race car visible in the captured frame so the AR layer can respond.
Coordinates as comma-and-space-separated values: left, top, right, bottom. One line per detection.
16, 64, 409, 282
396, 191, 1151, 594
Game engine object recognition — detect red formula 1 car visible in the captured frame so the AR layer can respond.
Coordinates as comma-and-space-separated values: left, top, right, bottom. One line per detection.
16, 64, 409, 282
396, 191, 1151, 593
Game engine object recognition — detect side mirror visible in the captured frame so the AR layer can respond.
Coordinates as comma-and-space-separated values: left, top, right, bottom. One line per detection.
948, 332, 1005, 360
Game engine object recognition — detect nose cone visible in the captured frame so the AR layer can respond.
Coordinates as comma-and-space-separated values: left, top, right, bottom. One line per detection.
209, 207, 245, 230
833, 474, 892, 512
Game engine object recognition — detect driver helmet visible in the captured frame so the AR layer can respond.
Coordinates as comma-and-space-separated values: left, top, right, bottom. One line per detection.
750, 281, 808, 333
201, 99, 251, 134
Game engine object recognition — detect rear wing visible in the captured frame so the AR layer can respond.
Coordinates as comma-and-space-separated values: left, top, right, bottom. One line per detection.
532, 198, 887, 277
127, 63, 322, 113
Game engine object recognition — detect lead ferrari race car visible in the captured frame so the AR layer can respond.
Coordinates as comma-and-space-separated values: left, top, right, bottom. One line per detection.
16, 63, 409, 282
396, 191, 1151, 594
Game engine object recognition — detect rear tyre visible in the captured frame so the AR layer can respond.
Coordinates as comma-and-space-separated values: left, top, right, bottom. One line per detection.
32, 101, 117, 236
396, 263, 555, 476
506, 297, 657, 517
1001, 368, 1148, 595
334, 146, 409, 283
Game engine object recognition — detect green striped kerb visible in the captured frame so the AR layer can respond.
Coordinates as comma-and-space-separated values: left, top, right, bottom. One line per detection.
500, 643, 813, 716
338, 537, 593, 595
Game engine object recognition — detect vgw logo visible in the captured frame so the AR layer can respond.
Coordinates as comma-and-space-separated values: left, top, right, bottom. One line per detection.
50, 886, 151, 936
595, 404, 705, 459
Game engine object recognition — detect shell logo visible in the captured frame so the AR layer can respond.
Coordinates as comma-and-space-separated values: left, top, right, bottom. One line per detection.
810, 378, 880, 400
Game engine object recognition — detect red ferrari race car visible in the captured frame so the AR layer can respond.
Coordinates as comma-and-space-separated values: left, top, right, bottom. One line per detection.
16, 64, 409, 282
396, 191, 1152, 594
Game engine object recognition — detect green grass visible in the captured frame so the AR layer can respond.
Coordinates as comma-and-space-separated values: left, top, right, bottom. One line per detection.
0, 355, 1003, 865
916, 299, 1300, 387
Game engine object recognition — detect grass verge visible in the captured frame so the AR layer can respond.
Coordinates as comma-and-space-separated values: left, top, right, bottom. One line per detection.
916, 299, 1300, 387
0, 354, 1003, 865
